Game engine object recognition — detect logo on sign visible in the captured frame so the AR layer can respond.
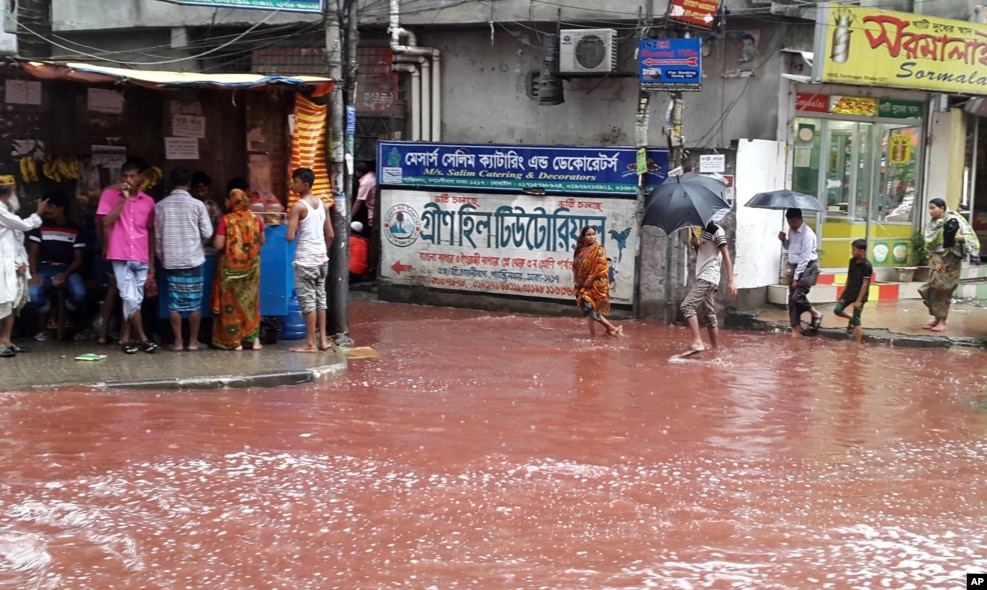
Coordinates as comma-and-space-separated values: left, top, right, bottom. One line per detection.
383, 204, 421, 247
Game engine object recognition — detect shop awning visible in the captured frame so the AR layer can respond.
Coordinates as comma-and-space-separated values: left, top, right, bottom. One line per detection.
17, 60, 335, 92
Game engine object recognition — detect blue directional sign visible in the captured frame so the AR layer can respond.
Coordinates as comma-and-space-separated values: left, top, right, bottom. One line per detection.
164, 0, 323, 13
639, 38, 702, 92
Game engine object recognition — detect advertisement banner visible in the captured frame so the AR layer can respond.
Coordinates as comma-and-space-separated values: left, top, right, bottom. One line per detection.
378, 141, 670, 195
165, 0, 322, 12
639, 38, 703, 92
667, 0, 720, 28
813, 3, 987, 94
378, 190, 638, 305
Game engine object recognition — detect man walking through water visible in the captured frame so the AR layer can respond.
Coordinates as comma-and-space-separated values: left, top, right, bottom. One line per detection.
286, 167, 334, 353
778, 207, 823, 336
678, 220, 737, 357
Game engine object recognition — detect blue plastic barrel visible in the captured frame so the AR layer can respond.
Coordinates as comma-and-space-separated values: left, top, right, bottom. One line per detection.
279, 290, 306, 340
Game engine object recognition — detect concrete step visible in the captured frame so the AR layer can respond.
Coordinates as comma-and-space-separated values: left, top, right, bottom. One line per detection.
767, 281, 922, 305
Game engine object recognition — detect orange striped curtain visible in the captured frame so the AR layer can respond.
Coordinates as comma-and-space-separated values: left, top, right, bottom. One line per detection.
288, 94, 333, 208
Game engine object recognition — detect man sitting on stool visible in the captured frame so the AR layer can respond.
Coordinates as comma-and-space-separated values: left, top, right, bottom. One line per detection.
28, 190, 87, 340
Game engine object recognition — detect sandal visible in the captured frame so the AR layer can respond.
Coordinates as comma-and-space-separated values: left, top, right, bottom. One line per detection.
121, 342, 139, 355
808, 315, 823, 331
140, 339, 158, 353
9, 344, 30, 353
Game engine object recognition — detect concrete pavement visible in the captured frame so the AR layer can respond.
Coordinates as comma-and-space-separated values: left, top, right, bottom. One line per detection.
1, 340, 347, 390
727, 297, 987, 348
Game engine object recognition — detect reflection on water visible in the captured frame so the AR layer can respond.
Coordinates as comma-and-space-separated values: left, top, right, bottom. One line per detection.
1, 301, 986, 589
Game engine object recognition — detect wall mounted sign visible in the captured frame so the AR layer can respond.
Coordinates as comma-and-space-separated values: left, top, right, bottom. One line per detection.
378, 189, 638, 306
163, 0, 322, 12
667, 0, 720, 28
639, 38, 703, 92
378, 141, 670, 195
813, 3, 987, 94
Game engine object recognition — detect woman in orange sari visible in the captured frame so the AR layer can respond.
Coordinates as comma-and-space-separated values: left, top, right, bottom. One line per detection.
211, 189, 265, 350
573, 225, 622, 337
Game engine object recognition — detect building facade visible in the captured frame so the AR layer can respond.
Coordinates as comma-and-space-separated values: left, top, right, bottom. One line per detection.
5, 0, 986, 318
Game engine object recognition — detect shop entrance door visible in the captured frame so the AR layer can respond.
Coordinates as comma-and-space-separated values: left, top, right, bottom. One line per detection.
793, 117, 921, 271
817, 121, 875, 266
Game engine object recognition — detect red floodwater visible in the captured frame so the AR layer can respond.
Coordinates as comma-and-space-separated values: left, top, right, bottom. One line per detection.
1, 300, 986, 589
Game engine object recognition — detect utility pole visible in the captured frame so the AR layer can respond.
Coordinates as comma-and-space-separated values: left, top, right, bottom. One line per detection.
325, 0, 355, 347
16, 0, 52, 58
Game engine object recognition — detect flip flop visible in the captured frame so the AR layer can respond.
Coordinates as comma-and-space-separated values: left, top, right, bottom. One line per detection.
922, 324, 936, 330
930, 325, 947, 332
9, 344, 30, 353
678, 346, 704, 358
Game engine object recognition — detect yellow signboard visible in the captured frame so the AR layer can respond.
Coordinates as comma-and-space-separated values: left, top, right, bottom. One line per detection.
814, 3, 987, 94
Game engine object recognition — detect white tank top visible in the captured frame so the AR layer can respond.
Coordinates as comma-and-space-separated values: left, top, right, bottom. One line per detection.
294, 198, 329, 266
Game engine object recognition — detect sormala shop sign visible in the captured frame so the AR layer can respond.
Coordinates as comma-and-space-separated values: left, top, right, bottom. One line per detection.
378, 141, 669, 195
813, 3, 987, 93
378, 190, 638, 306
163, 0, 322, 12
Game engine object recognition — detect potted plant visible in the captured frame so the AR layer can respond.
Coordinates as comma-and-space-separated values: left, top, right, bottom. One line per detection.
910, 227, 931, 282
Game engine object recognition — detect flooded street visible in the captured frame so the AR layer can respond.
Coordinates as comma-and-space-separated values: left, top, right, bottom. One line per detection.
2, 300, 987, 589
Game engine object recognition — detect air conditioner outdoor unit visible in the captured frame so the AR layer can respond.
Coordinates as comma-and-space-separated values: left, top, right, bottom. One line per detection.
559, 29, 618, 74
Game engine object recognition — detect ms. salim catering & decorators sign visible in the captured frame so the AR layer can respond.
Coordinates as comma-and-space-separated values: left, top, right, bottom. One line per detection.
375, 142, 671, 304
813, 2, 987, 93
161, 0, 322, 12
377, 141, 670, 195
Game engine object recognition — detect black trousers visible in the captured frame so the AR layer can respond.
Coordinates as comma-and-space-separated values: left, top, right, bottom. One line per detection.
788, 260, 819, 327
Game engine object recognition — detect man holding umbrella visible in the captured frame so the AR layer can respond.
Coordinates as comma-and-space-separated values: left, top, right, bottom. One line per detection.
779, 207, 823, 336
679, 219, 737, 357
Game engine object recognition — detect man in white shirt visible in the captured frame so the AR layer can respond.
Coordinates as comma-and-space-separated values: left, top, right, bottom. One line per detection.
678, 221, 737, 356
778, 207, 823, 336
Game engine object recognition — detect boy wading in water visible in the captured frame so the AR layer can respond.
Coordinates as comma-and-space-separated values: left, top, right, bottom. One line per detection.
286, 167, 334, 353
678, 221, 736, 357
833, 239, 872, 344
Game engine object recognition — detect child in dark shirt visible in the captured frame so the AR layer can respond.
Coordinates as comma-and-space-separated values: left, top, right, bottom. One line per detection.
834, 238, 873, 344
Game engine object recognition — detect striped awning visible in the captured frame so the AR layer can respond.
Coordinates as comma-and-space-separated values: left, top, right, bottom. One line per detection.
18, 60, 335, 92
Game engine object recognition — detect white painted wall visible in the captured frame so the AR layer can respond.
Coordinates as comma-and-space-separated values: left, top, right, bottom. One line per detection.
926, 108, 953, 207
0, 29, 14, 56
735, 139, 787, 289
430, 25, 786, 148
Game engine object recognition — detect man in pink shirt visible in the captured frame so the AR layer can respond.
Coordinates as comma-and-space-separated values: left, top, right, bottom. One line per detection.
351, 161, 376, 228
96, 158, 158, 354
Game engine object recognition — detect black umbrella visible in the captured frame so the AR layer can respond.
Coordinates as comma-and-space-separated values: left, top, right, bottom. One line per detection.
745, 189, 825, 212
642, 172, 731, 235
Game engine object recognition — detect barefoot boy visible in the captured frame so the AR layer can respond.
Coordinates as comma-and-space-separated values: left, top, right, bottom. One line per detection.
286, 167, 334, 353
834, 239, 872, 344
678, 220, 737, 357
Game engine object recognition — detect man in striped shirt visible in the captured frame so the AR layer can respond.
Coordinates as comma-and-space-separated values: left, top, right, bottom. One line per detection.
154, 168, 213, 352
27, 190, 86, 340
678, 220, 737, 357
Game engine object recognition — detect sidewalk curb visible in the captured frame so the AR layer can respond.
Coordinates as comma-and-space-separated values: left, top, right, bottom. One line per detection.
726, 312, 985, 349
98, 365, 347, 390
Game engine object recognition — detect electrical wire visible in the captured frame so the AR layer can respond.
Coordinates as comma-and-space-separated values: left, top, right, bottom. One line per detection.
694, 29, 790, 148
42, 21, 317, 62
11, 7, 284, 66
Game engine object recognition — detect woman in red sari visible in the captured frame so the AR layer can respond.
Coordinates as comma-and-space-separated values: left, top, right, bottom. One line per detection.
573, 225, 622, 337
211, 189, 265, 350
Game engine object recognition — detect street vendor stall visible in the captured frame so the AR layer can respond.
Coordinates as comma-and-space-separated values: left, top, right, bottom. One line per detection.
2, 59, 335, 341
